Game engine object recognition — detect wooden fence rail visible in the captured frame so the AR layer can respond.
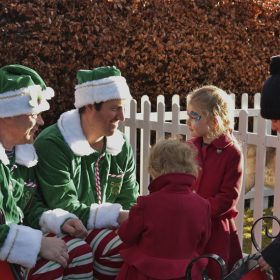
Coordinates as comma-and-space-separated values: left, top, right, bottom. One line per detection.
119, 93, 280, 252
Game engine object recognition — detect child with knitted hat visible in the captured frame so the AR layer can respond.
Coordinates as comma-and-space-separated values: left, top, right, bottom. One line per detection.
258, 55, 280, 277
34, 65, 139, 279
0, 64, 93, 279
116, 138, 211, 280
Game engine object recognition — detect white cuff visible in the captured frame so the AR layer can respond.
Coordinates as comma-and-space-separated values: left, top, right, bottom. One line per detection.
87, 203, 122, 230
39, 208, 77, 234
0, 224, 42, 268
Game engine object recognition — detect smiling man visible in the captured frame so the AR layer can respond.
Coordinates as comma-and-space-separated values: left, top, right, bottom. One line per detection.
0, 64, 93, 279
34, 66, 139, 279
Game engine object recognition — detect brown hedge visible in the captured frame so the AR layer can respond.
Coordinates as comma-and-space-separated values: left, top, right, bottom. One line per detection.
1, 0, 280, 125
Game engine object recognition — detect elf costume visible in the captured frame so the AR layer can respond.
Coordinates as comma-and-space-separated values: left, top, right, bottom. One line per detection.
34, 66, 139, 279
0, 65, 93, 280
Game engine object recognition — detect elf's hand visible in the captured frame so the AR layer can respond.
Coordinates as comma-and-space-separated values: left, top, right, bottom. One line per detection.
40, 236, 69, 267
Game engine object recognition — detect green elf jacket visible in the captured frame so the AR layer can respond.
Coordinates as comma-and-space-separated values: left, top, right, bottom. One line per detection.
34, 109, 139, 229
0, 143, 76, 268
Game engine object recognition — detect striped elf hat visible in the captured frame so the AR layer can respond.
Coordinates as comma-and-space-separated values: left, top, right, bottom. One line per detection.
0, 64, 54, 117
74, 66, 132, 108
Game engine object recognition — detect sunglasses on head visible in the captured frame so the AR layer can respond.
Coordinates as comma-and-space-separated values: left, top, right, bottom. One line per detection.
187, 111, 202, 121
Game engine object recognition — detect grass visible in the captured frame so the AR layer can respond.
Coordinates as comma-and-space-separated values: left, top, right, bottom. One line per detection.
242, 207, 275, 254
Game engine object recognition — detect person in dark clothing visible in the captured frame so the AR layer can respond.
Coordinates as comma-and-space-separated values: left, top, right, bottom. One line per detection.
259, 54, 280, 276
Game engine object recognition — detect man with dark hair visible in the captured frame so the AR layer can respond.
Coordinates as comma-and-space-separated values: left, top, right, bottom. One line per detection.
34, 66, 139, 279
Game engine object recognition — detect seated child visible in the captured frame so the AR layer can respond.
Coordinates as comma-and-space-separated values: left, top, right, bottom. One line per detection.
116, 138, 212, 280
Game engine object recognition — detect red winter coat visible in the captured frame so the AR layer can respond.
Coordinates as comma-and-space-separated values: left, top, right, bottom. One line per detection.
116, 173, 211, 280
189, 133, 243, 278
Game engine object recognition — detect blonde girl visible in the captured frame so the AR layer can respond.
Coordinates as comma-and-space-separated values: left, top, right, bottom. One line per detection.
186, 85, 243, 279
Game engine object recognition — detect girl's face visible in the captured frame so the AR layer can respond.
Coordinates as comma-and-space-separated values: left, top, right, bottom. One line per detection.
186, 103, 210, 139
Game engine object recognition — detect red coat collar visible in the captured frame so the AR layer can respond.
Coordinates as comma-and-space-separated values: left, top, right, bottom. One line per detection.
148, 173, 196, 193
191, 132, 235, 150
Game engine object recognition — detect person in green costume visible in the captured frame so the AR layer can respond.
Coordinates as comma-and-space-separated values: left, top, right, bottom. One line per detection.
34, 66, 139, 279
0, 64, 94, 279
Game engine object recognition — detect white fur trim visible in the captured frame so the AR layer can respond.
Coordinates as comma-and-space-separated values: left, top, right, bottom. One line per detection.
39, 208, 77, 234
106, 130, 125, 156
15, 144, 38, 167
95, 203, 122, 229
0, 142, 9, 165
58, 109, 94, 156
0, 224, 17, 261
0, 85, 54, 118
0, 224, 42, 268
0, 143, 38, 167
58, 109, 125, 156
74, 76, 132, 108
87, 203, 99, 229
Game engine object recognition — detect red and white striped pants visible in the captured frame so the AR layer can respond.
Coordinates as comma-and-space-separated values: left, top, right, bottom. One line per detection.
25, 229, 123, 280
86, 229, 124, 280
26, 234, 93, 280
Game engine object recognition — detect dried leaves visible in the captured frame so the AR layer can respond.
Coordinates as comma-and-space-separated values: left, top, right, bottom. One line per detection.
0, 0, 279, 124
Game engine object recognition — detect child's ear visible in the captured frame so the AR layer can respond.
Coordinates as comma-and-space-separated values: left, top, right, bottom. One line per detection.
150, 169, 161, 179
212, 116, 219, 126
211, 116, 219, 127
206, 116, 218, 132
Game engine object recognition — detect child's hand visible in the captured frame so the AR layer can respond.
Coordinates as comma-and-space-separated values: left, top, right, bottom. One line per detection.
62, 218, 88, 238
118, 210, 129, 225
258, 256, 271, 271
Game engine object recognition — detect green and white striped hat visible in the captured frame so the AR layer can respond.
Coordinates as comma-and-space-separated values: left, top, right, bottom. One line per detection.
74, 66, 132, 108
0, 64, 54, 117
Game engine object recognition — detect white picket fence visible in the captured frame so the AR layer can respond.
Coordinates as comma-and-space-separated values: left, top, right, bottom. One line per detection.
119, 93, 280, 252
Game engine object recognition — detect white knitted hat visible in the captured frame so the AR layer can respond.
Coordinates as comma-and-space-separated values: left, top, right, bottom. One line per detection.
0, 64, 54, 118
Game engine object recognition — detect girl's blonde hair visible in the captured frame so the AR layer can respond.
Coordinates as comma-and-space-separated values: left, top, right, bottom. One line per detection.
187, 85, 234, 139
148, 137, 198, 177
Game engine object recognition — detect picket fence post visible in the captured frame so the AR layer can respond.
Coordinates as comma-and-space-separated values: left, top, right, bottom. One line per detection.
122, 93, 280, 252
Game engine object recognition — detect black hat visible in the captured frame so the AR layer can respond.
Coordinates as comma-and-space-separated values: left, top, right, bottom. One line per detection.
261, 55, 280, 119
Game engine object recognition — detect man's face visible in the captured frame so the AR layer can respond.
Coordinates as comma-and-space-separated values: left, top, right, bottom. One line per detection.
271, 120, 280, 133
5, 114, 44, 145
86, 99, 125, 137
